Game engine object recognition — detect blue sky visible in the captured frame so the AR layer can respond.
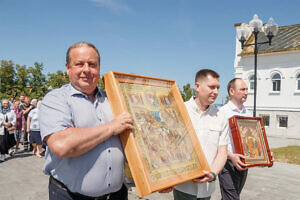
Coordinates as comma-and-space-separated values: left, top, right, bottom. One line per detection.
1, 0, 300, 103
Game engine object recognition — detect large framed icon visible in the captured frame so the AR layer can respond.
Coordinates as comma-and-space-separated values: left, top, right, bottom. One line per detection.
229, 115, 273, 168
103, 71, 210, 197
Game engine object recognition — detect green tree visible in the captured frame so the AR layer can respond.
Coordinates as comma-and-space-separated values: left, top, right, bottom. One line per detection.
14, 64, 29, 97
224, 95, 230, 105
98, 76, 105, 90
47, 70, 69, 90
27, 62, 47, 99
180, 83, 195, 102
0, 60, 16, 99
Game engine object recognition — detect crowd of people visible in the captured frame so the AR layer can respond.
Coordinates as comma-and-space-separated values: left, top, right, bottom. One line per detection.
0, 94, 45, 162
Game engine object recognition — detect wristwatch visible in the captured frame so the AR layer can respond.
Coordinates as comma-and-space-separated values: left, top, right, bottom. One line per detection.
209, 171, 217, 182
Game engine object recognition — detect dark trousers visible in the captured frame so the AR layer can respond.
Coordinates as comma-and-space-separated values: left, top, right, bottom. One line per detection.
173, 189, 211, 200
49, 176, 128, 200
22, 131, 29, 150
218, 160, 248, 200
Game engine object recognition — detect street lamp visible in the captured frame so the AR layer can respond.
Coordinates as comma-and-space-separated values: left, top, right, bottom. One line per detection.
237, 14, 278, 117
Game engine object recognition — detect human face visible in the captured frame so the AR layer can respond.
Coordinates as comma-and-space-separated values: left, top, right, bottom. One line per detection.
14, 101, 20, 109
2, 100, 9, 109
230, 79, 248, 104
24, 97, 30, 105
66, 46, 100, 96
19, 95, 25, 103
195, 75, 220, 107
32, 100, 38, 108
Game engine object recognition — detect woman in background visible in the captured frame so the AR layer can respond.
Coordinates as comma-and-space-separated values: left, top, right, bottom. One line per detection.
0, 99, 16, 162
27, 101, 44, 158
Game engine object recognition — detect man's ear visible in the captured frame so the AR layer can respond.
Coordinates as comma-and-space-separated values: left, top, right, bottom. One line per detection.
195, 81, 201, 89
66, 62, 70, 75
229, 87, 235, 96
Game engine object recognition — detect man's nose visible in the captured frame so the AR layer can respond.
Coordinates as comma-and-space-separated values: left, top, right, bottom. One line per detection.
83, 63, 90, 72
213, 88, 219, 95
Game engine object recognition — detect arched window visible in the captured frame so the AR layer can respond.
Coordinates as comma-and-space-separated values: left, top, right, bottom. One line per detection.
272, 73, 281, 91
249, 75, 254, 90
297, 74, 300, 90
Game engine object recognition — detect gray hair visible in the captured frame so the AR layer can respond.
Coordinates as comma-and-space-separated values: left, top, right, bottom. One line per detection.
31, 99, 38, 104
1, 99, 9, 104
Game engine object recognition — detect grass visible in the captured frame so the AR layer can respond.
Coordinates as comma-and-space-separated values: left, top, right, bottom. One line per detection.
271, 146, 300, 165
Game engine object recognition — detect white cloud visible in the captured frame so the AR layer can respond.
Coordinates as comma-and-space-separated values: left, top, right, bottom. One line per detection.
89, 0, 131, 13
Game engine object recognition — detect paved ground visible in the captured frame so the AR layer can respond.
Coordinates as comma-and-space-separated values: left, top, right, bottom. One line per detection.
0, 136, 299, 200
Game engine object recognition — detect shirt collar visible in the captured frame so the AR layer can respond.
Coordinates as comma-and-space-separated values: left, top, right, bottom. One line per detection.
188, 97, 212, 114
68, 83, 103, 98
228, 100, 246, 114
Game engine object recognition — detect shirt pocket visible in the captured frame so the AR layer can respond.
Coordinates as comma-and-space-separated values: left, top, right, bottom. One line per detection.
206, 126, 222, 147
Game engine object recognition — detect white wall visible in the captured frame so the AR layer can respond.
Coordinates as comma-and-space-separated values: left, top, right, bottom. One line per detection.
256, 110, 300, 139
236, 50, 300, 111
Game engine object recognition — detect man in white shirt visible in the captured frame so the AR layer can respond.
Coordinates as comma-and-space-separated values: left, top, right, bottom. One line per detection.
218, 78, 250, 200
174, 69, 229, 200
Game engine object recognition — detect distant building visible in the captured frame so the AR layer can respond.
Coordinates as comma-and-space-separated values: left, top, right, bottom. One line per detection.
234, 23, 300, 139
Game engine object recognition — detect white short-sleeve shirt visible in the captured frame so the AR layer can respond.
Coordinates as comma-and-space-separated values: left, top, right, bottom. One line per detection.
220, 100, 251, 153
175, 97, 229, 198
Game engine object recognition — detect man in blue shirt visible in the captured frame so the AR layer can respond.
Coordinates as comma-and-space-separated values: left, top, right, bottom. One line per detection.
40, 41, 134, 200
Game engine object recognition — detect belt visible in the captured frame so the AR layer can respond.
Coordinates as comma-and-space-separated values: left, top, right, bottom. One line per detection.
50, 176, 116, 200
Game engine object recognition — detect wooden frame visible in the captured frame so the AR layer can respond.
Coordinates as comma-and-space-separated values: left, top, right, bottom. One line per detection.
229, 115, 273, 168
103, 71, 210, 197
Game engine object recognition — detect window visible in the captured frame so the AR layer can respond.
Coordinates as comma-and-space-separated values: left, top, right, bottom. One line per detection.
249, 75, 254, 90
297, 74, 300, 90
277, 116, 288, 128
259, 114, 270, 126
272, 73, 281, 91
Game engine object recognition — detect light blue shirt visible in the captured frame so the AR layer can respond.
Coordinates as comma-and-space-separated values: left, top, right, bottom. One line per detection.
39, 83, 125, 197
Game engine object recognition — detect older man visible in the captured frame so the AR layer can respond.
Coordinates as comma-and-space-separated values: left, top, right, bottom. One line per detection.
218, 78, 251, 200
174, 69, 229, 200
40, 42, 134, 200
12, 100, 25, 154
20, 96, 34, 151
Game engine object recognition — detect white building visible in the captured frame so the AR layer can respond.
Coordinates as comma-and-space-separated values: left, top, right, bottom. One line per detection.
234, 23, 300, 139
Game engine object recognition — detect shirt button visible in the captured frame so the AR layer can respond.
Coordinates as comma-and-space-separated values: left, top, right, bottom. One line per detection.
108, 183, 111, 187
109, 167, 111, 170
108, 150, 111, 153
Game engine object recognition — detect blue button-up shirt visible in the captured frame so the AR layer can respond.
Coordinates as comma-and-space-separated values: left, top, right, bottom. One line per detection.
39, 83, 125, 197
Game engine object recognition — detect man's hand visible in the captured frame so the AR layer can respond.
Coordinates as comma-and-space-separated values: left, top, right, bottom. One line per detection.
230, 153, 247, 171
268, 151, 274, 167
192, 170, 215, 184
108, 112, 134, 136
2, 122, 10, 128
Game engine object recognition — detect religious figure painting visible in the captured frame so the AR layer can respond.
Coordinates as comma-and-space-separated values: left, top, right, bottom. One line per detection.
229, 115, 273, 168
120, 83, 199, 181
103, 71, 210, 197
